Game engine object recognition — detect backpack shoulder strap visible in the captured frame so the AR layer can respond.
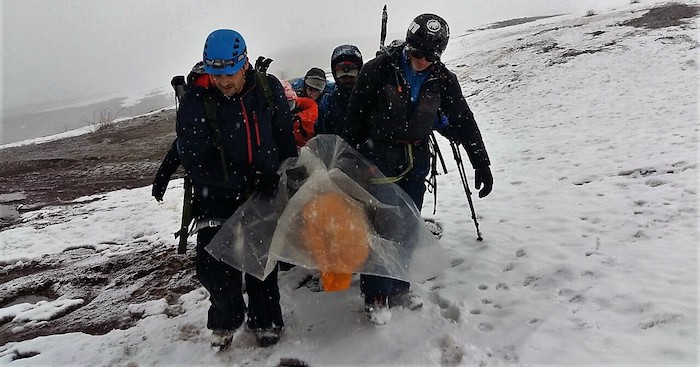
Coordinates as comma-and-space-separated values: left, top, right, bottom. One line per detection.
202, 91, 229, 181
254, 71, 275, 110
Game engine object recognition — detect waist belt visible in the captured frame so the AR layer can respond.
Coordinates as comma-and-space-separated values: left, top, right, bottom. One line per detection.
191, 218, 227, 235
371, 132, 424, 146
397, 139, 424, 146
369, 143, 414, 185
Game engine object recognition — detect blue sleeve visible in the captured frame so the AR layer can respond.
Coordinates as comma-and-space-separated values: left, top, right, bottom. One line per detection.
315, 93, 331, 134
290, 78, 304, 96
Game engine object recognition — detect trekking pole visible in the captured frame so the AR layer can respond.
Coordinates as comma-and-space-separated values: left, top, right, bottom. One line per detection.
449, 141, 483, 241
379, 5, 388, 54
174, 177, 193, 254
430, 132, 448, 174
428, 133, 448, 215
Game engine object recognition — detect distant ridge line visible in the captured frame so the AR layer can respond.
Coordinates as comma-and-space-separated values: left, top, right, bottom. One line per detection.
455, 14, 566, 38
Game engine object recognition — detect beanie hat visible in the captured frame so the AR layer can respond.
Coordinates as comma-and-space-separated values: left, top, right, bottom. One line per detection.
304, 67, 327, 91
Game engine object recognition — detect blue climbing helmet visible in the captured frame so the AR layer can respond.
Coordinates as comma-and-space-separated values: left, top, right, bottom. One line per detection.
202, 29, 248, 75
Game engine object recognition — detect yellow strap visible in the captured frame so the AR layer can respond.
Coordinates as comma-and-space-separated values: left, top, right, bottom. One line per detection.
369, 144, 414, 184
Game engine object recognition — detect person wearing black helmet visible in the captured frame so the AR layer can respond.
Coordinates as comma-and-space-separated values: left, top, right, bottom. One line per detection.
316, 44, 364, 136
176, 29, 297, 350
342, 14, 493, 324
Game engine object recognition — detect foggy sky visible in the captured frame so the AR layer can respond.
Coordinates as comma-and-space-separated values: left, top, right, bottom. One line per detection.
3, 0, 640, 111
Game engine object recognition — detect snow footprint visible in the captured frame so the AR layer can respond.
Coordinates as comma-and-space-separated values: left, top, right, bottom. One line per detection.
502, 248, 526, 273
176, 322, 202, 341
438, 334, 464, 366
432, 293, 462, 323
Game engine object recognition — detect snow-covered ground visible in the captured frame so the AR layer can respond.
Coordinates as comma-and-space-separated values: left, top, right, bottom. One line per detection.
1, 2, 698, 366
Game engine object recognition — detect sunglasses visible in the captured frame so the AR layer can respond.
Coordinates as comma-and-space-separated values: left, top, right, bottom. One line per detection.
205, 53, 247, 69
408, 49, 438, 63
334, 61, 359, 72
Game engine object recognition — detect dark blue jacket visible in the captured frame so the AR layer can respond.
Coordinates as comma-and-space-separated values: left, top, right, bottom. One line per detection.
176, 67, 297, 218
315, 85, 353, 136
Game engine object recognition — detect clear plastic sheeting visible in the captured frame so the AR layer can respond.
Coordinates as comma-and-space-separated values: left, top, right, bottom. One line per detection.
205, 134, 448, 283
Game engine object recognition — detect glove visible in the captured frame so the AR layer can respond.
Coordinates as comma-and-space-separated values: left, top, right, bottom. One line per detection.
255, 171, 280, 197
433, 114, 449, 131
474, 166, 493, 198
151, 183, 165, 202
170, 75, 186, 99
152, 172, 169, 202
254, 56, 273, 73
254, 56, 265, 72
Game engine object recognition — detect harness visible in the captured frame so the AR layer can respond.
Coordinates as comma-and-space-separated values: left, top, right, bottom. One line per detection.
202, 71, 276, 183
368, 53, 443, 186
369, 143, 415, 184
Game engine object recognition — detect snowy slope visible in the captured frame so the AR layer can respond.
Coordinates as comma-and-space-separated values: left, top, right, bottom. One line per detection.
0, 2, 698, 366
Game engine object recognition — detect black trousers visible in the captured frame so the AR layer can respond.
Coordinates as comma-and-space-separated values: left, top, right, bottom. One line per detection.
359, 140, 431, 301
196, 227, 283, 331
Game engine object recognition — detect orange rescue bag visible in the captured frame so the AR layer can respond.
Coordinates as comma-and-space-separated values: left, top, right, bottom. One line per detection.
301, 192, 370, 291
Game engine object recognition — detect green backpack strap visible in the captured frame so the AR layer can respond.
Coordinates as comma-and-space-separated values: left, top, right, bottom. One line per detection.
254, 71, 275, 110
203, 93, 229, 182
201, 72, 274, 183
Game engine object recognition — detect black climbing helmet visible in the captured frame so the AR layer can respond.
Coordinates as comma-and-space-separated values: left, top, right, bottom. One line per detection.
405, 14, 450, 59
330, 44, 363, 71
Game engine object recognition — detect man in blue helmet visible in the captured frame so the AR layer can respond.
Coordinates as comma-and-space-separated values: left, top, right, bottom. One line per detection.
176, 29, 297, 350
315, 44, 363, 136
342, 14, 493, 325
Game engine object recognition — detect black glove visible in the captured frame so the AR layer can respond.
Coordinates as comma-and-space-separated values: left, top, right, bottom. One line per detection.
255, 171, 280, 197
170, 75, 186, 99
474, 166, 493, 198
254, 56, 273, 73
152, 182, 165, 202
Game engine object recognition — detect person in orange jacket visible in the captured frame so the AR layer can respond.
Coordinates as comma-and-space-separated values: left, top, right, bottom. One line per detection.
281, 79, 317, 148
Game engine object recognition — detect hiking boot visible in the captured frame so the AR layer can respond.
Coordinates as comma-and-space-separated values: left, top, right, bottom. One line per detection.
423, 218, 443, 240
210, 329, 235, 352
389, 291, 423, 310
365, 295, 392, 325
254, 328, 281, 347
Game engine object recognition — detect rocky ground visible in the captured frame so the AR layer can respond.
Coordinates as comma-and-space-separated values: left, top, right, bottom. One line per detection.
0, 108, 199, 346
0, 108, 181, 223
